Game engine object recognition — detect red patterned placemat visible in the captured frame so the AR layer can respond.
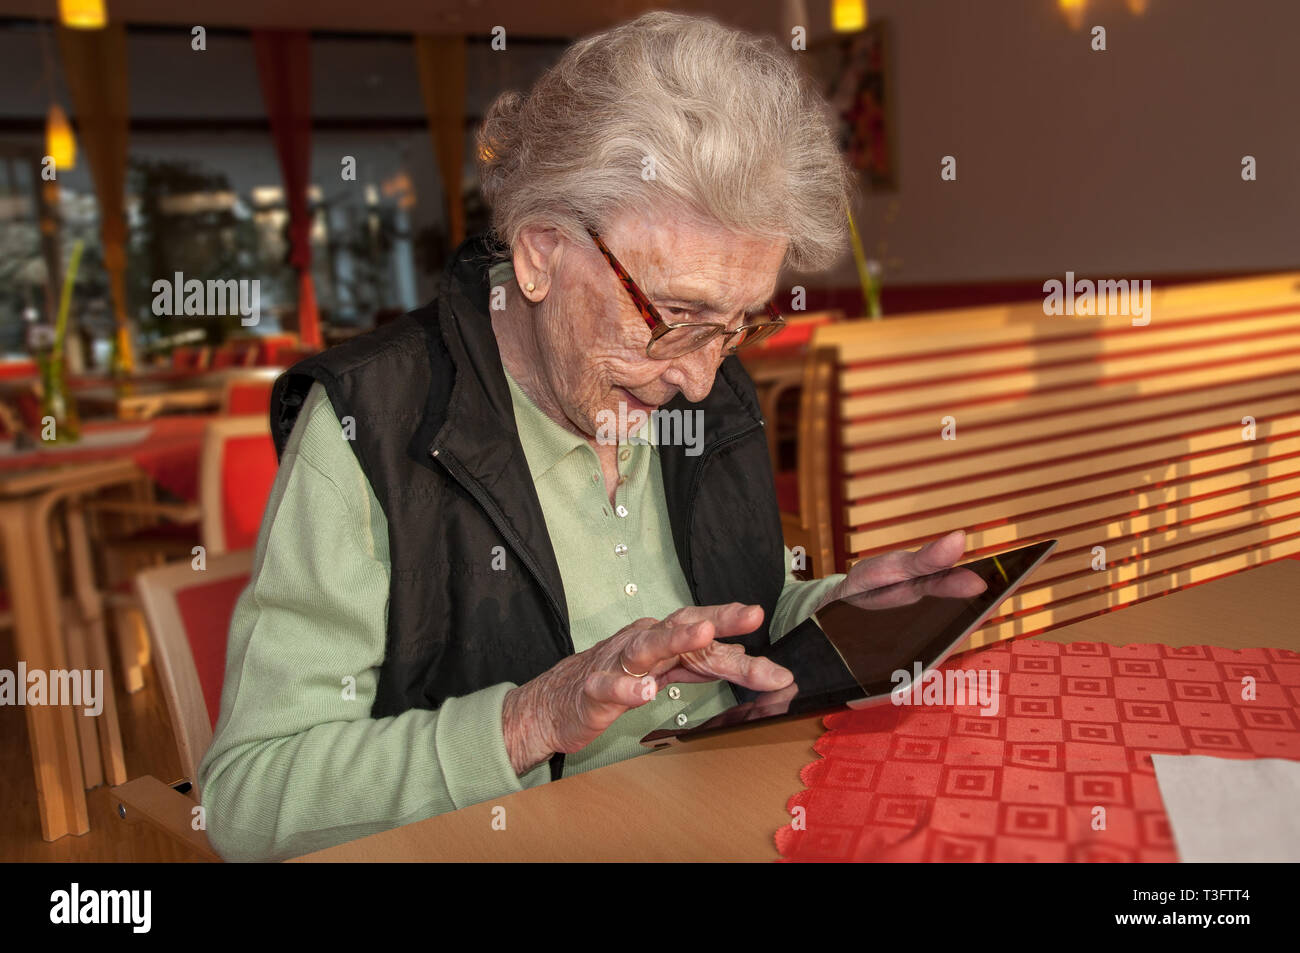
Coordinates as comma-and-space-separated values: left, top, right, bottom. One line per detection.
776, 640, 1300, 862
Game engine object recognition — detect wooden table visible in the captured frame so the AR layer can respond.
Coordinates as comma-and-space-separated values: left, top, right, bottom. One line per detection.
73, 368, 279, 421
0, 458, 145, 840
0, 418, 209, 503
292, 558, 1300, 862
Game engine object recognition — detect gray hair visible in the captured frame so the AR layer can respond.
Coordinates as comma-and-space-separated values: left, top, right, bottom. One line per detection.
476, 11, 853, 272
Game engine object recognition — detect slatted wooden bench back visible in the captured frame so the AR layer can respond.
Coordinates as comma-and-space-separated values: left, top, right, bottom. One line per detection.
807, 272, 1300, 650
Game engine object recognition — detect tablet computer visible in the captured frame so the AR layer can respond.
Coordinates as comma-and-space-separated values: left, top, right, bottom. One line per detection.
640, 538, 1057, 748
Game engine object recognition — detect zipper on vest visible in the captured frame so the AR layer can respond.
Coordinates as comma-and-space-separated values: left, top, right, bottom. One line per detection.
429, 445, 574, 657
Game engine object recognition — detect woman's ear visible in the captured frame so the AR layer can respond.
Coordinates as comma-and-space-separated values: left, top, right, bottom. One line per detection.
513, 225, 562, 301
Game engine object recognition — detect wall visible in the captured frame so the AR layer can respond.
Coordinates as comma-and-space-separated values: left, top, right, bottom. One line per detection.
794, 0, 1300, 291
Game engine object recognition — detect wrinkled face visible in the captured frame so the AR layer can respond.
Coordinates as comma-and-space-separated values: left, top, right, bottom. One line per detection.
522, 208, 787, 441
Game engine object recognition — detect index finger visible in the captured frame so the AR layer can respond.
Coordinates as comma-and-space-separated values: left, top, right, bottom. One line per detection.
621, 603, 764, 674
665, 602, 765, 635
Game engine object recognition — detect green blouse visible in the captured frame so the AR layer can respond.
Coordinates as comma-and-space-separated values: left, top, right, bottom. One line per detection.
198, 358, 843, 862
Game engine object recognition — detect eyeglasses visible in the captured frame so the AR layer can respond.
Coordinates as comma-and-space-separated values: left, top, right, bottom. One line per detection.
587, 228, 786, 360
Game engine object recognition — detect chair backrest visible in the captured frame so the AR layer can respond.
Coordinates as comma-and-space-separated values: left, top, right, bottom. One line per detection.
253, 333, 299, 366
740, 311, 845, 477
220, 377, 274, 416
134, 549, 254, 786
809, 271, 1300, 650
199, 415, 278, 556
210, 343, 249, 370
172, 345, 211, 372
785, 346, 837, 578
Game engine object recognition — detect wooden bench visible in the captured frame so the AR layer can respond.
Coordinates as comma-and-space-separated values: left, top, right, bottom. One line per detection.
797, 272, 1300, 650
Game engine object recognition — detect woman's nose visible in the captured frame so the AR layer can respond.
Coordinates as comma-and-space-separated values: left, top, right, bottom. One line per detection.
662, 338, 726, 403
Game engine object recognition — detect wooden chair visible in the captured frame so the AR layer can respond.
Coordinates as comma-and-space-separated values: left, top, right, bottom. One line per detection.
739, 310, 842, 484
807, 272, 1300, 650
197, 415, 279, 557
171, 345, 212, 373
220, 377, 274, 416
253, 333, 299, 366
96, 415, 276, 692
110, 548, 254, 862
210, 342, 246, 370
779, 346, 837, 579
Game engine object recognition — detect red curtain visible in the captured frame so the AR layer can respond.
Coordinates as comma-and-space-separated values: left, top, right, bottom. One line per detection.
252, 30, 322, 350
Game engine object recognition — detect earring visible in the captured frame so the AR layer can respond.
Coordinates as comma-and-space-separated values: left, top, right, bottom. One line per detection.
525, 281, 536, 293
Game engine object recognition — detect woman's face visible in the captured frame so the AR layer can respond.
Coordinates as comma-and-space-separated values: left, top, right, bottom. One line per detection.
519, 208, 788, 441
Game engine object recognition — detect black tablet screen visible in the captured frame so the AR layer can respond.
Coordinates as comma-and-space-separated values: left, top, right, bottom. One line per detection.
641, 539, 1055, 746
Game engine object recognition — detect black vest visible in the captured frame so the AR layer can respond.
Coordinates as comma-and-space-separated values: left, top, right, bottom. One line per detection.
270, 233, 814, 779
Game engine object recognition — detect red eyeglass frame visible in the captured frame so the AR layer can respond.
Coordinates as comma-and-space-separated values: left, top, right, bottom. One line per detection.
586, 228, 785, 359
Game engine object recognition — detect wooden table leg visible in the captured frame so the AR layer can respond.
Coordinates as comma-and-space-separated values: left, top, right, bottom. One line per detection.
95, 474, 155, 694
111, 605, 148, 695
0, 502, 89, 841
59, 596, 104, 790
65, 498, 128, 786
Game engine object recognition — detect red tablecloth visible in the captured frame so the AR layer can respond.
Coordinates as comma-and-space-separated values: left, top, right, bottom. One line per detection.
776, 639, 1300, 862
0, 416, 210, 502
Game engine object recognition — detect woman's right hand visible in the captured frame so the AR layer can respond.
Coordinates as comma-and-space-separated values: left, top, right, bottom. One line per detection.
501, 602, 792, 775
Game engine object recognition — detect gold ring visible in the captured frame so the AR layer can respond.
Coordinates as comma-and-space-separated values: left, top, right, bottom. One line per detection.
620, 658, 650, 679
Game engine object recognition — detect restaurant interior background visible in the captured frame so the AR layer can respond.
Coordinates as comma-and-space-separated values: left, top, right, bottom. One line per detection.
0, 0, 1297, 864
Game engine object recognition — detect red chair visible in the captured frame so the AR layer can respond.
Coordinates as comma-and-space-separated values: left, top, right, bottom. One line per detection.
99, 414, 277, 559
171, 346, 212, 372
220, 378, 274, 416
199, 416, 278, 555
253, 334, 299, 366
134, 549, 252, 783
97, 415, 277, 692
110, 548, 253, 861
209, 345, 239, 370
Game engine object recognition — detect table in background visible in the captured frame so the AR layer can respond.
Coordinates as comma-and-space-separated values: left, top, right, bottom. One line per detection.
0, 417, 209, 503
292, 559, 1300, 862
0, 458, 145, 840
737, 346, 806, 475
74, 368, 279, 421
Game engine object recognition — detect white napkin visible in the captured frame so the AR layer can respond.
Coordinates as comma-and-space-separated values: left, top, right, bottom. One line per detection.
1152, 754, 1300, 862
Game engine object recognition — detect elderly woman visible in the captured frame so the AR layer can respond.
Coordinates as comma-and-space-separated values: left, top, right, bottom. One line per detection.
198, 11, 966, 861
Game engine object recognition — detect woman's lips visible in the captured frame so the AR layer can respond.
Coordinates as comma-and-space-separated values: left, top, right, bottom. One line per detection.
617, 387, 658, 414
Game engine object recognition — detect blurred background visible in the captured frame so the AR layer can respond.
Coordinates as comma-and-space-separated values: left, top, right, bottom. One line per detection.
1, 0, 1296, 366
1, 0, 1297, 862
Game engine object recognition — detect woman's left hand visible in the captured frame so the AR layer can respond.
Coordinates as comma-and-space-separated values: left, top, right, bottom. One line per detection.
816, 529, 983, 612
